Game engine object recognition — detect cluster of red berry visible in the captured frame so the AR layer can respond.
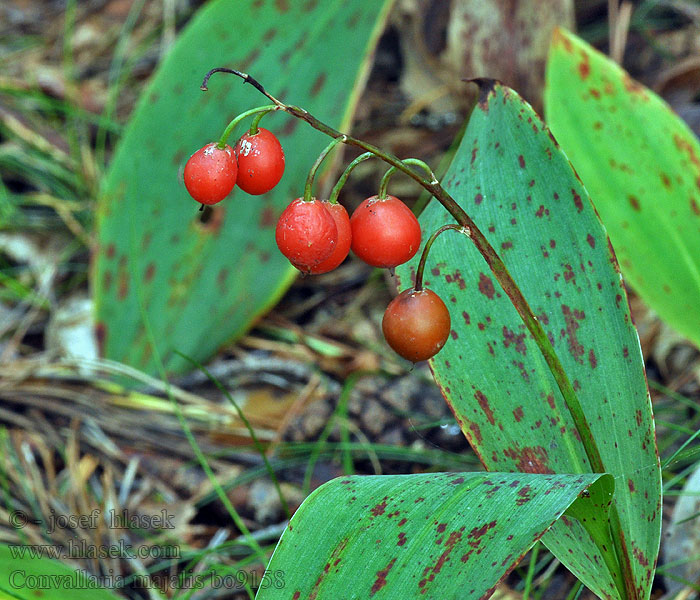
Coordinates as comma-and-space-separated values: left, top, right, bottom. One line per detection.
275, 191, 451, 362
183, 127, 451, 363
276, 194, 421, 274
184, 127, 285, 203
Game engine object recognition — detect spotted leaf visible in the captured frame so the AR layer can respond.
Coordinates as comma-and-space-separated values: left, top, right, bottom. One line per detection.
545, 27, 700, 348
258, 472, 610, 600
0, 544, 121, 600
396, 81, 661, 600
93, 0, 394, 374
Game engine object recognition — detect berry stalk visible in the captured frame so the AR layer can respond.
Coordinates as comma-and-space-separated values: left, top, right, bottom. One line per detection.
249, 109, 271, 135
329, 151, 374, 204
413, 224, 467, 291
377, 159, 436, 200
217, 104, 278, 149
303, 136, 346, 202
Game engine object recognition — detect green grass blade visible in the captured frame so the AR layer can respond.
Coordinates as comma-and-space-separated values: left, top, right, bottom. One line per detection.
174, 349, 291, 520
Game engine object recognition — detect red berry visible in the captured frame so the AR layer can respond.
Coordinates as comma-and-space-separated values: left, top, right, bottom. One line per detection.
234, 128, 285, 195
382, 288, 451, 362
294, 201, 351, 274
276, 198, 338, 271
350, 195, 421, 268
183, 143, 238, 205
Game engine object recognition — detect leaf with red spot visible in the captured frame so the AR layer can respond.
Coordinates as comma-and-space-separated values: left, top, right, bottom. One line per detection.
257, 472, 610, 600
93, 0, 394, 374
396, 81, 660, 599
545, 27, 700, 349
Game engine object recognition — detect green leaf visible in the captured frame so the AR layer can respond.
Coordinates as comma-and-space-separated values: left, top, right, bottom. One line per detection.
93, 0, 394, 375
397, 82, 661, 599
257, 472, 610, 600
563, 470, 620, 592
544, 27, 700, 348
0, 544, 121, 600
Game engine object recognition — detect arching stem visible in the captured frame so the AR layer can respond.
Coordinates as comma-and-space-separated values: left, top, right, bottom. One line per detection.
249, 109, 272, 135
328, 152, 374, 204
414, 224, 467, 291
378, 159, 436, 200
217, 105, 278, 149
303, 136, 346, 202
